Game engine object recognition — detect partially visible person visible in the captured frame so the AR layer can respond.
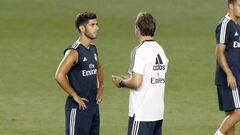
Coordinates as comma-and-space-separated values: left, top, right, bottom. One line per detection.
112, 12, 168, 135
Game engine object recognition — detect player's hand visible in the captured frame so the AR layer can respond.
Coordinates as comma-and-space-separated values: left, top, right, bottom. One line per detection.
112, 75, 122, 88
96, 87, 103, 104
120, 75, 130, 79
227, 73, 237, 89
73, 95, 88, 110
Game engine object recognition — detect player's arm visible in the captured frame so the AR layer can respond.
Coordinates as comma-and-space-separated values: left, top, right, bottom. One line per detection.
55, 49, 88, 110
96, 55, 104, 104
216, 44, 237, 89
122, 72, 143, 89
112, 72, 143, 89
112, 49, 144, 89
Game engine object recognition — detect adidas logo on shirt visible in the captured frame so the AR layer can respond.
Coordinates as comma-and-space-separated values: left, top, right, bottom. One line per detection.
83, 57, 88, 62
153, 54, 165, 70
151, 54, 166, 84
235, 32, 239, 36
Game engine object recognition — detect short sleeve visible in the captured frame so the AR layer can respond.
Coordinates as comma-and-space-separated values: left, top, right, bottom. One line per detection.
132, 51, 145, 75
216, 21, 231, 44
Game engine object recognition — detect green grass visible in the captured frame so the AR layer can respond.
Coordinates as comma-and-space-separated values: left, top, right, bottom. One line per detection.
0, 0, 237, 134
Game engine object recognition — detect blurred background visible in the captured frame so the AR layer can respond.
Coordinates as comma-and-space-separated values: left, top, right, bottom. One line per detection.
0, 0, 233, 134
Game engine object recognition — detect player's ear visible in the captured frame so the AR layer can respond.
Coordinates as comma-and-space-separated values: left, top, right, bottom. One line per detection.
135, 25, 139, 30
79, 25, 85, 33
135, 25, 140, 33
229, 3, 234, 10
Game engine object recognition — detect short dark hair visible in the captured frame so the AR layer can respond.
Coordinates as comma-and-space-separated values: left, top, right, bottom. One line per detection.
228, 0, 237, 6
136, 12, 156, 36
75, 12, 97, 32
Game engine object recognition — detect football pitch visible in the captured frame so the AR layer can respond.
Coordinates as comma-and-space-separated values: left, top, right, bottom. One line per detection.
0, 0, 237, 134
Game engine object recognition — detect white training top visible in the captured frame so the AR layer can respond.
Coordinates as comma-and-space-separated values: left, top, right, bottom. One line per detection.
128, 40, 168, 121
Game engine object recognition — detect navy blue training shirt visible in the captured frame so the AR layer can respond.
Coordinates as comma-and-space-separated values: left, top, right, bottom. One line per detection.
215, 14, 240, 85
64, 40, 98, 110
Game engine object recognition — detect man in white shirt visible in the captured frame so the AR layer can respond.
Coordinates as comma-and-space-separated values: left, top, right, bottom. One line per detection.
112, 12, 168, 135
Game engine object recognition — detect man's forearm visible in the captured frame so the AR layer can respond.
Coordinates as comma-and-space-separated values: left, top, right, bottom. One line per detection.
122, 77, 140, 90
97, 67, 104, 88
55, 74, 78, 98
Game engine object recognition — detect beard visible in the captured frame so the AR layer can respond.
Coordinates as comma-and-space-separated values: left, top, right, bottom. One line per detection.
85, 30, 97, 40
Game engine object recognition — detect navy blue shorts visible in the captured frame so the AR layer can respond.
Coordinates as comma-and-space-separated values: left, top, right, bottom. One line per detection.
65, 107, 99, 135
128, 116, 163, 135
217, 85, 240, 112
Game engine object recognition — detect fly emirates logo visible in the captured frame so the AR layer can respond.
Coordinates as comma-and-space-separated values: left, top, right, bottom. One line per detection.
233, 41, 240, 48
82, 64, 97, 77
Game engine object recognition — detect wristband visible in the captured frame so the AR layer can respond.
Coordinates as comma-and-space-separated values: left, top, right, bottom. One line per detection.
119, 80, 126, 88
